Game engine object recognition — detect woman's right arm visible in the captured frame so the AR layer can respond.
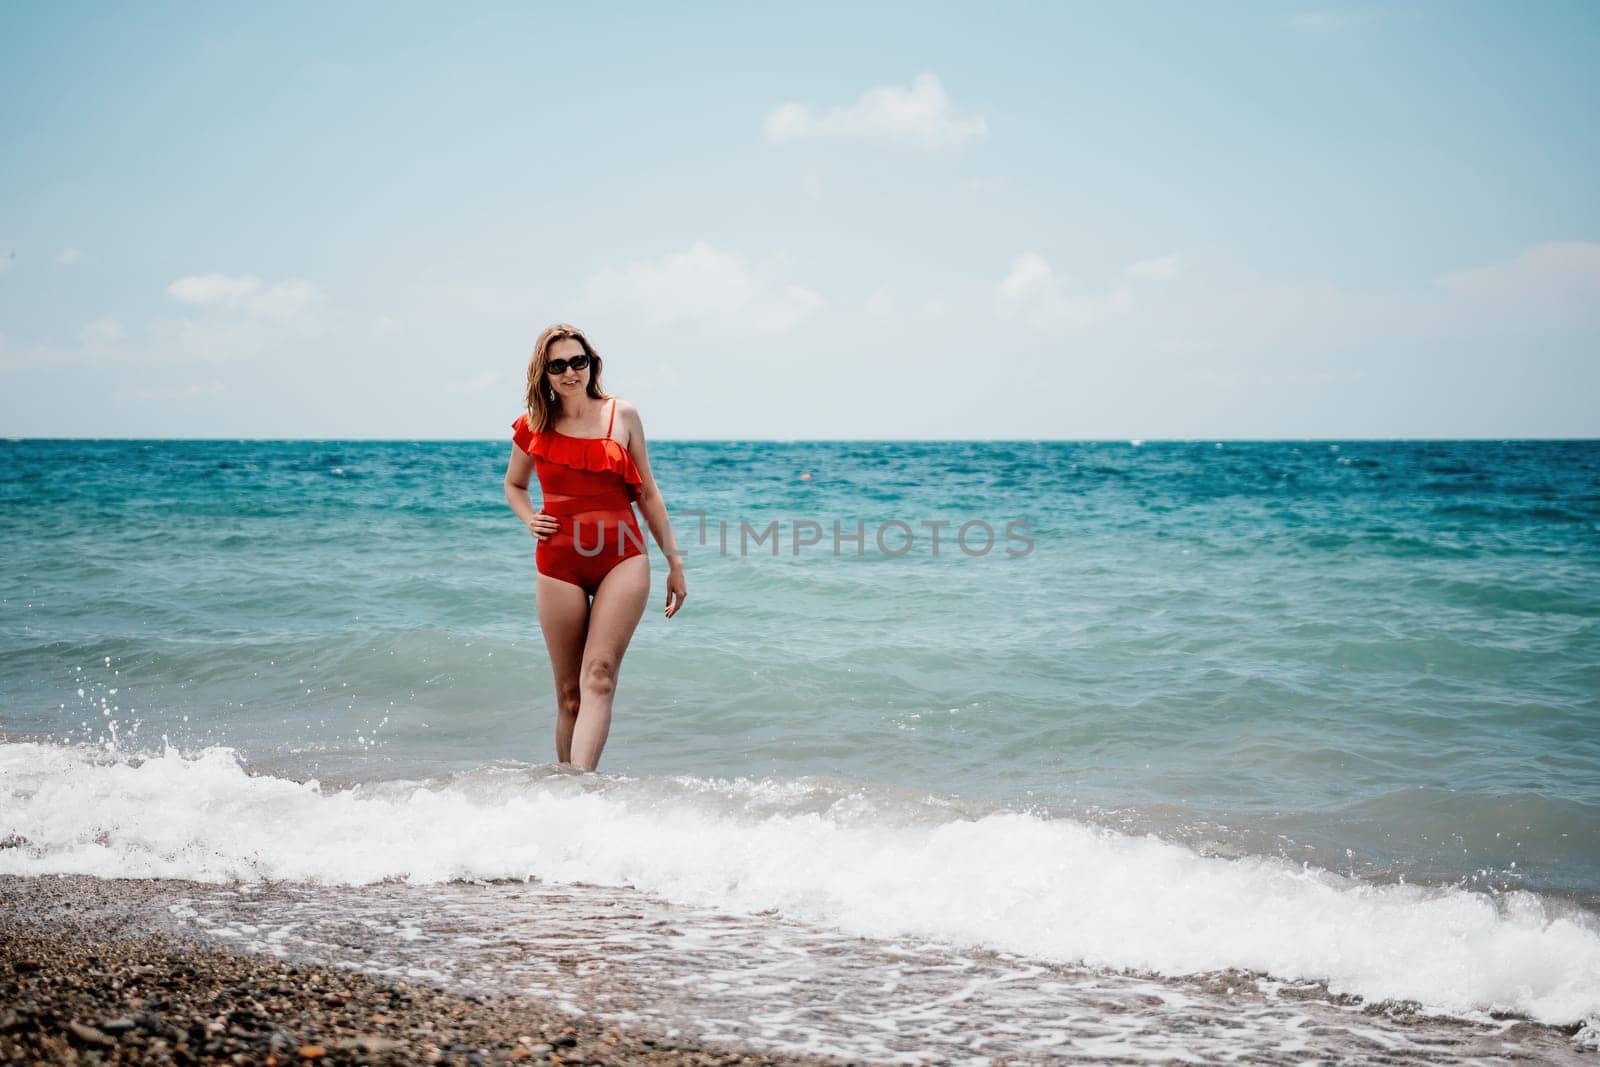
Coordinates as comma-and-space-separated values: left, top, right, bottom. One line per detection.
504, 446, 557, 541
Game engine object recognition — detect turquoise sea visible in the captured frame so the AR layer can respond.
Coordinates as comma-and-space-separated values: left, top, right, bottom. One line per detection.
3, 437, 1598, 1062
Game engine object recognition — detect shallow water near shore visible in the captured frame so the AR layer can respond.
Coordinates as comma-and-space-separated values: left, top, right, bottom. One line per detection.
3, 437, 1599, 1060
2, 874, 1593, 1066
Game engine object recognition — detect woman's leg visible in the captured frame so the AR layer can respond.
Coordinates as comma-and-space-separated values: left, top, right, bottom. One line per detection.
569, 553, 650, 770
536, 573, 590, 764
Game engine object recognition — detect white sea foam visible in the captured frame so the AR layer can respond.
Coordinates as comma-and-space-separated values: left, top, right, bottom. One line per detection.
2, 741, 1597, 1026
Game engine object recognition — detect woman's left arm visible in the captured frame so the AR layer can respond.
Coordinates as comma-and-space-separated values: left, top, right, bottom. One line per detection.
619, 400, 687, 619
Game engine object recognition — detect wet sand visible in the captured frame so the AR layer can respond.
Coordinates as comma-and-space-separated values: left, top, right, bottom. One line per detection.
0, 875, 854, 1066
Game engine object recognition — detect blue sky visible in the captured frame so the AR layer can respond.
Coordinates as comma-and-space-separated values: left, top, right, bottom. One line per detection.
1, 2, 1596, 438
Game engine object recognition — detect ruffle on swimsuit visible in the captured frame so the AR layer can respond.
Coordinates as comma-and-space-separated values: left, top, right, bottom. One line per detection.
511, 412, 642, 502
513, 403, 647, 596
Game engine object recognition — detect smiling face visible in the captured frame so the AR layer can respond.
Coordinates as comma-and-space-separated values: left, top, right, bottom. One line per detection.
544, 336, 591, 398
525, 323, 606, 430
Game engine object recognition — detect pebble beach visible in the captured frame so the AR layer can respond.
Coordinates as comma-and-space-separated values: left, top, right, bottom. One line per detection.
0, 875, 845, 1067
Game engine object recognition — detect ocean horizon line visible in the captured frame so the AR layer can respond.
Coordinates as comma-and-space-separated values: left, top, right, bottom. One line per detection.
5, 435, 1598, 445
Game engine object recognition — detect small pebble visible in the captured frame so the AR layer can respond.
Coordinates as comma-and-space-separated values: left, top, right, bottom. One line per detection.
68, 1020, 115, 1046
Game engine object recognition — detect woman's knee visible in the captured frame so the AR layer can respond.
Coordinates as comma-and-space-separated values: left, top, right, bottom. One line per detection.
580, 656, 618, 697
556, 682, 581, 718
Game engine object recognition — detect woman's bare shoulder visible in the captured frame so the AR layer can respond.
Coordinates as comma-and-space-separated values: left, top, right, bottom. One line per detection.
611, 396, 644, 432
613, 399, 653, 454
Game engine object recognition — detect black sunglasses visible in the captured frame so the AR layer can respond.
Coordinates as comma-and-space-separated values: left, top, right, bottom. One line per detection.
545, 353, 592, 376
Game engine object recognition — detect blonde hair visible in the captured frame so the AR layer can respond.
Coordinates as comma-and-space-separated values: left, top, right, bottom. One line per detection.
524, 323, 608, 432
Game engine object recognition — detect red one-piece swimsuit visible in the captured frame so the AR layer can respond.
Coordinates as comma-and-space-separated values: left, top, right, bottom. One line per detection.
512, 399, 646, 596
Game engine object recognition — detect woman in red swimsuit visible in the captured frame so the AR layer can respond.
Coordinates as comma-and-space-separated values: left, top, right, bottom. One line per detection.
503, 323, 686, 770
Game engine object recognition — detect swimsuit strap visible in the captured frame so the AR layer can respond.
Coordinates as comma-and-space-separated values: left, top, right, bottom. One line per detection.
605, 398, 617, 440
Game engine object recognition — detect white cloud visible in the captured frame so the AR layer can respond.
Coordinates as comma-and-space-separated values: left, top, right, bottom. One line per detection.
1008, 241, 1597, 355
586, 242, 824, 336
55, 247, 82, 267
1432, 241, 1600, 334
166, 272, 323, 326
1436, 241, 1600, 302
997, 253, 1179, 332
168, 273, 259, 307
246, 279, 320, 323
764, 73, 987, 149
998, 254, 1096, 330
